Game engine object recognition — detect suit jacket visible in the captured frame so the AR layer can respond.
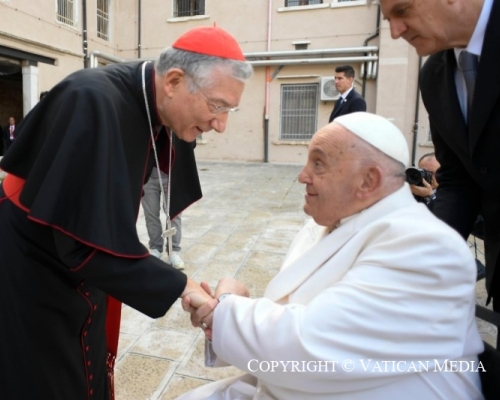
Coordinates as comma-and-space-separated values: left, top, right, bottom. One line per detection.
3, 124, 15, 151
178, 186, 483, 400
328, 89, 366, 122
419, 0, 500, 304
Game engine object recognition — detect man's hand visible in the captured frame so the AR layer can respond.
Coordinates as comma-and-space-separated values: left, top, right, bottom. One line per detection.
181, 281, 217, 338
180, 278, 213, 310
410, 179, 433, 198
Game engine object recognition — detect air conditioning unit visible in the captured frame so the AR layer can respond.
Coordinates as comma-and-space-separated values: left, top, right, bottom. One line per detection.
320, 77, 340, 101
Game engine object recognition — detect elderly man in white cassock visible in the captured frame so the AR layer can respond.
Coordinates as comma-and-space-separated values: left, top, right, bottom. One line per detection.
180, 112, 484, 400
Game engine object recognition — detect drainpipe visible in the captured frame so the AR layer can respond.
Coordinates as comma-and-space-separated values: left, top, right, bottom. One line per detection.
361, 3, 380, 97
411, 56, 423, 166
264, 0, 272, 163
82, 0, 88, 68
138, 0, 142, 58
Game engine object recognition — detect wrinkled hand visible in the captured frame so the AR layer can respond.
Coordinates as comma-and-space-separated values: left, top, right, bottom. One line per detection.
213, 278, 250, 299
181, 279, 250, 340
181, 281, 217, 338
410, 180, 433, 198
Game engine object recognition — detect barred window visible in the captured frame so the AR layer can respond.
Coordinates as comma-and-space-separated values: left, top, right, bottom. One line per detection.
175, 0, 205, 17
280, 84, 319, 141
335, 0, 365, 4
285, 0, 323, 6
57, 0, 76, 26
97, 0, 110, 41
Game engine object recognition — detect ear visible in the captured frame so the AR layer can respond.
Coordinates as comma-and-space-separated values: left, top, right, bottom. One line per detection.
161, 68, 186, 97
356, 166, 382, 200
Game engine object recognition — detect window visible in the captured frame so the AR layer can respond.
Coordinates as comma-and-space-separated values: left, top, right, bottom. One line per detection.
285, 0, 323, 6
285, 0, 323, 7
175, 0, 205, 17
333, 0, 367, 5
97, 0, 110, 41
280, 84, 319, 140
57, 0, 76, 26
426, 128, 433, 143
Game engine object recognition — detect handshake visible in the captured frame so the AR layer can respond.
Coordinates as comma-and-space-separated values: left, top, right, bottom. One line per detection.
180, 278, 250, 339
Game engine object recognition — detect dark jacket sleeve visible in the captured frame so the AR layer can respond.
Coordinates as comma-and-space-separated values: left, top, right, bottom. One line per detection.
54, 229, 187, 318
428, 119, 481, 239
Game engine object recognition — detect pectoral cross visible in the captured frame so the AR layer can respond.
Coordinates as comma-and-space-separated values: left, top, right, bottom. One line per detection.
162, 218, 177, 256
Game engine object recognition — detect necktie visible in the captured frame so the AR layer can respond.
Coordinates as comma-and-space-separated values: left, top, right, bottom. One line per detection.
458, 51, 479, 119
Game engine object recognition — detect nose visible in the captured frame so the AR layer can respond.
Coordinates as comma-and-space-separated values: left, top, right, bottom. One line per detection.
210, 112, 229, 133
389, 19, 407, 40
298, 166, 309, 184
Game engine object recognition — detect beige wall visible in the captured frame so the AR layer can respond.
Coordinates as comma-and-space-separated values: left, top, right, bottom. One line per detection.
0, 0, 433, 165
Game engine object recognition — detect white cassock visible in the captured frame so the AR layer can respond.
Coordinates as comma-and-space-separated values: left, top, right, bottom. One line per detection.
177, 185, 484, 400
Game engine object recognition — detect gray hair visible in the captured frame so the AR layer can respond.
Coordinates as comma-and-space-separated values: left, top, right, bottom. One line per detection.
155, 47, 253, 92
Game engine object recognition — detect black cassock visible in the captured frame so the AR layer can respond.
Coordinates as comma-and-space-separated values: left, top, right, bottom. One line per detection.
0, 61, 201, 399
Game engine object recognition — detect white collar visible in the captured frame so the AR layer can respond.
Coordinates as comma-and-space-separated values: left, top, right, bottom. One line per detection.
341, 86, 354, 100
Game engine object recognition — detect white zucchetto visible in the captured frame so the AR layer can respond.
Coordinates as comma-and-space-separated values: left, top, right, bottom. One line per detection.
335, 112, 410, 167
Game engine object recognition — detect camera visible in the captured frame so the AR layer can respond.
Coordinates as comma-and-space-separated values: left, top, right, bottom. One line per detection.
405, 167, 433, 186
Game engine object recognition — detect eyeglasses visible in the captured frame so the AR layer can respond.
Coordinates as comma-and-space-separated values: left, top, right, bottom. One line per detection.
192, 80, 239, 115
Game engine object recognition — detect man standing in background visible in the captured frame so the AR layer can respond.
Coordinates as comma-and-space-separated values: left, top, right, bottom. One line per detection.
3, 116, 16, 152
142, 166, 185, 269
328, 65, 366, 122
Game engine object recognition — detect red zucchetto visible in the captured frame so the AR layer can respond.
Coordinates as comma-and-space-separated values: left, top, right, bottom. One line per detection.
172, 26, 245, 61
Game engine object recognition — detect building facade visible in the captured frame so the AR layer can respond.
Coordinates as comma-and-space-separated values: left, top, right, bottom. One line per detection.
0, 0, 433, 165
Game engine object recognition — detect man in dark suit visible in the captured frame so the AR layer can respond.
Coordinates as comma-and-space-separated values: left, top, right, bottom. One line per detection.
0, 129, 4, 156
3, 116, 16, 153
380, 0, 500, 309
328, 65, 366, 122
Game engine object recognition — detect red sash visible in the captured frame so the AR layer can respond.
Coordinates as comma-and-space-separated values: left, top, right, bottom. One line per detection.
2, 173, 29, 212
